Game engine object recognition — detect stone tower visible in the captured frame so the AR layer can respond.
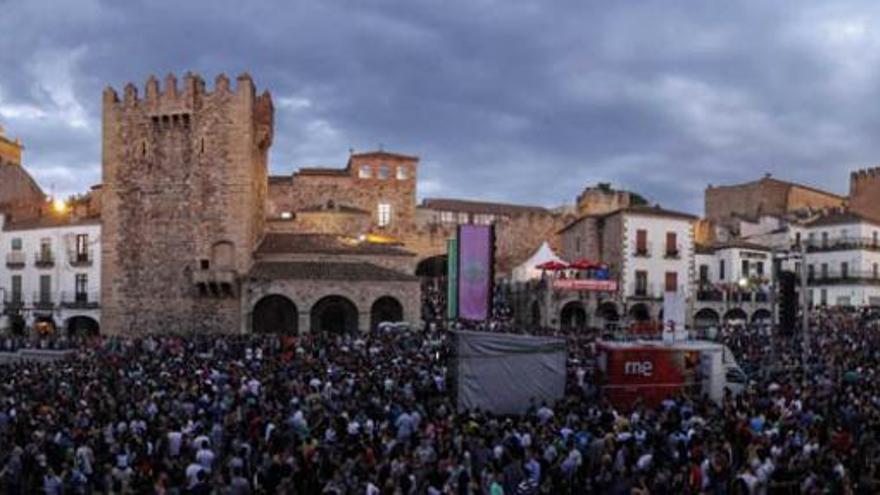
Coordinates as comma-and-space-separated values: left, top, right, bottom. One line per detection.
850, 167, 880, 222
101, 73, 273, 334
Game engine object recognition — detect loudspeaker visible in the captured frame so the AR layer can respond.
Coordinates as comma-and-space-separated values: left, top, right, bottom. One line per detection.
778, 271, 797, 336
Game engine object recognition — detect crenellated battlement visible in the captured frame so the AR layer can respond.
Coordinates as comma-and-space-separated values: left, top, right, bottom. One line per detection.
850, 166, 880, 184
103, 72, 259, 114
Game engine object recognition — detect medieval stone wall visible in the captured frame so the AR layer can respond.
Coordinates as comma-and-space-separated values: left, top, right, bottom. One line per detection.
559, 216, 601, 262
786, 185, 845, 213
576, 187, 633, 216
101, 73, 273, 335
850, 167, 880, 222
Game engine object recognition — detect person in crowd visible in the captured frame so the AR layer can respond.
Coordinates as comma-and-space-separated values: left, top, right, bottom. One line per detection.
0, 305, 878, 493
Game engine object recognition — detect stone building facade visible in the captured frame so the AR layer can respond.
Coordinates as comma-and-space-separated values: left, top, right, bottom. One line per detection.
101, 73, 274, 334
247, 233, 420, 333
268, 152, 418, 239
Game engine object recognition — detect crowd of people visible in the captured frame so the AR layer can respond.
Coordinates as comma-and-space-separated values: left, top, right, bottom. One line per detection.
0, 307, 879, 493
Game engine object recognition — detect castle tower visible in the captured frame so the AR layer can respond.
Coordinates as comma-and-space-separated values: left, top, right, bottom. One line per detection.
850, 167, 880, 222
101, 72, 274, 334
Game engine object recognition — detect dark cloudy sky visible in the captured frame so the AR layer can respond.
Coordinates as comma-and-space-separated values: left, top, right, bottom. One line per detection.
1, 0, 878, 214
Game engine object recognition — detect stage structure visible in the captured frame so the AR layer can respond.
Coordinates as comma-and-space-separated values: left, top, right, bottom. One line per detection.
452, 330, 567, 414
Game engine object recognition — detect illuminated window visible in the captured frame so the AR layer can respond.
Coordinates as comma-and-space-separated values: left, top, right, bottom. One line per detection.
378, 164, 391, 180
378, 203, 392, 227
280, 211, 293, 220
359, 166, 373, 179
396, 166, 408, 180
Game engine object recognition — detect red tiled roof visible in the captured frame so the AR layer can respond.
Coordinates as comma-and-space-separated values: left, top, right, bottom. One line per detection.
293, 167, 350, 177
268, 175, 291, 184
249, 261, 417, 281
558, 204, 698, 234
806, 211, 880, 228
3, 214, 100, 232
419, 198, 549, 216
298, 203, 369, 214
255, 233, 415, 256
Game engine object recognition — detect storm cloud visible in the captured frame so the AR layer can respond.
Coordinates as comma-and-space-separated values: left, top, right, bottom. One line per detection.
1, 0, 878, 213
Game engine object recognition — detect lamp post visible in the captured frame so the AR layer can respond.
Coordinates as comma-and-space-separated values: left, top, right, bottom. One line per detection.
800, 241, 810, 370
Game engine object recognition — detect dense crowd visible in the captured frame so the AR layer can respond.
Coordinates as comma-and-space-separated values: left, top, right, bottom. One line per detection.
0, 308, 879, 493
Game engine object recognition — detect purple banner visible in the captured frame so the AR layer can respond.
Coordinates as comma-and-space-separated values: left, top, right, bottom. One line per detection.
458, 225, 493, 321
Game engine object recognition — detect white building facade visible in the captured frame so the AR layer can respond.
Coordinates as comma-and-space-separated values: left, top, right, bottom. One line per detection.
692, 242, 774, 329
803, 212, 880, 307
616, 208, 696, 323
0, 214, 101, 335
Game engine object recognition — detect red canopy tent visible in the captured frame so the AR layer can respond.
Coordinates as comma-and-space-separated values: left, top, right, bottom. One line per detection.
569, 259, 599, 270
536, 260, 568, 271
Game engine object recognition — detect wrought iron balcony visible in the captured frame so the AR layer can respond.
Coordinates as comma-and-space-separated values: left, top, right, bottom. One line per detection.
193, 269, 237, 297
632, 241, 652, 258
5, 251, 25, 269
32, 292, 55, 309
68, 249, 94, 267
803, 237, 880, 253
629, 283, 661, 300
60, 291, 100, 309
808, 270, 880, 286
664, 245, 682, 259
34, 251, 55, 268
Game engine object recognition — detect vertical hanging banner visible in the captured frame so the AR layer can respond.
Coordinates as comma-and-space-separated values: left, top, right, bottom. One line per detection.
447, 238, 459, 320
457, 225, 494, 321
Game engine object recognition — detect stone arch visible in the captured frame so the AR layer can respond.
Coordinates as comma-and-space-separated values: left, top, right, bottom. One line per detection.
751, 308, 772, 323
252, 294, 299, 334
371, 296, 404, 331
211, 240, 235, 270
693, 308, 720, 329
311, 295, 359, 334
723, 307, 748, 323
530, 300, 541, 327
560, 300, 588, 331
66, 315, 100, 337
629, 303, 651, 322
596, 301, 620, 322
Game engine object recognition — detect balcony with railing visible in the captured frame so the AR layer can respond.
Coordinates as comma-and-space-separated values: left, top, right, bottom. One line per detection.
60, 291, 100, 309
808, 270, 880, 286
32, 291, 55, 309
629, 283, 662, 300
664, 243, 682, 259
632, 241, 652, 258
68, 249, 94, 267
193, 269, 237, 297
5, 251, 25, 269
2, 292, 24, 312
804, 237, 880, 253
34, 250, 55, 268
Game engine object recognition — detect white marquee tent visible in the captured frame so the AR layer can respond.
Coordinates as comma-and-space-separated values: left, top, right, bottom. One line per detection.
511, 241, 565, 282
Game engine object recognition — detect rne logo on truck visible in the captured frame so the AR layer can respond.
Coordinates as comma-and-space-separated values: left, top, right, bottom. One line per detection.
624, 360, 653, 377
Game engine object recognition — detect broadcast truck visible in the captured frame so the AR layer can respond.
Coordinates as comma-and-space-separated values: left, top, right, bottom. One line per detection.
595, 339, 747, 408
